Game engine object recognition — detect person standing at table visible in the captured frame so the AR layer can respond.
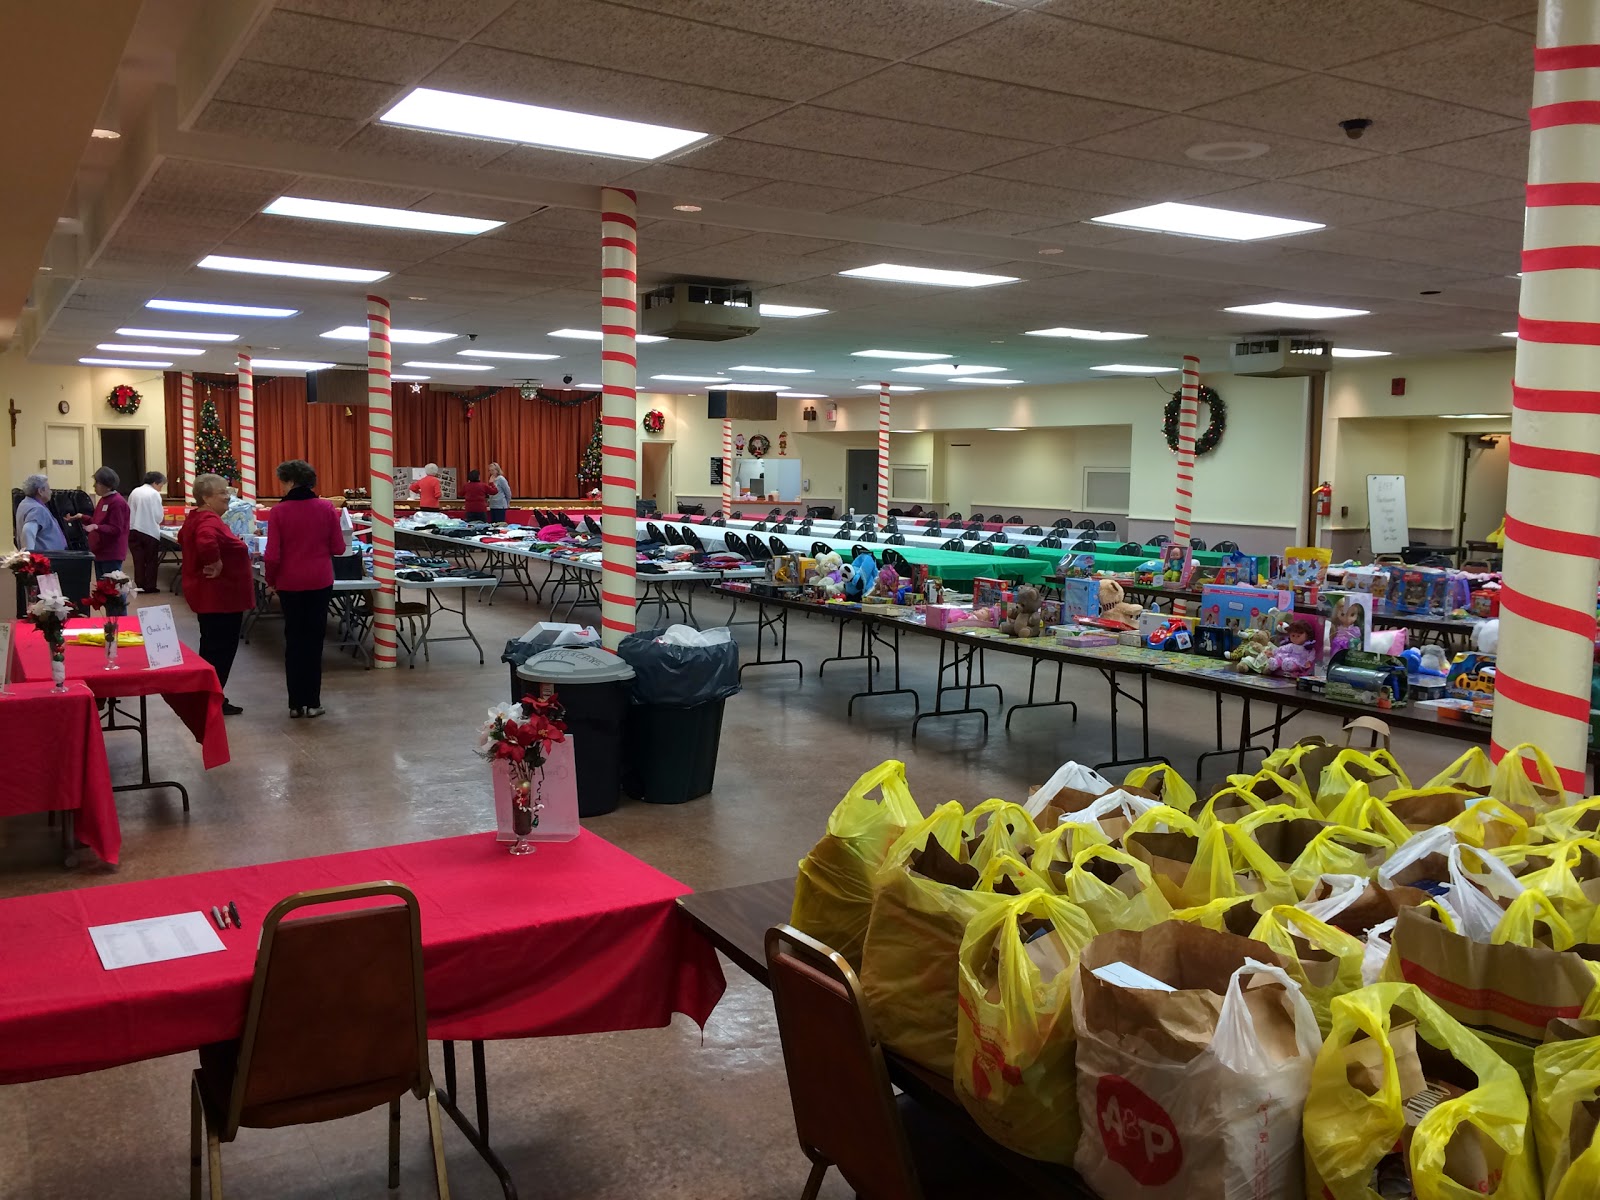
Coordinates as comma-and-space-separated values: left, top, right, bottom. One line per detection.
409, 462, 442, 514
265, 459, 344, 719
461, 469, 492, 521
77, 467, 131, 615
488, 461, 511, 523
180, 473, 252, 717
127, 470, 166, 593
15, 474, 66, 552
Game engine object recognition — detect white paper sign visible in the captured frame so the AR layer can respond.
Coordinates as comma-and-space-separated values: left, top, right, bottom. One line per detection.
89, 911, 226, 970
37, 573, 62, 599
137, 604, 184, 669
0, 620, 11, 691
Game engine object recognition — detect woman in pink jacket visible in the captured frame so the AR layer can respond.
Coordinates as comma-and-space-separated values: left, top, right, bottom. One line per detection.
265, 459, 345, 718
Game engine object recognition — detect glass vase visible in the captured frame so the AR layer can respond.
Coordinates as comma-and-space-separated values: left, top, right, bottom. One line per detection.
103, 627, 120, 671
50, 651, 66, 692
507, 765, 545, 856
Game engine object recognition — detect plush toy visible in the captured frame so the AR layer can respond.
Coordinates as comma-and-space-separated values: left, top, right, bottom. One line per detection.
807, 551, 845, 597
1473, 619, 1499, 655
870, 564, 900, 600
1270, 617, 1318, 678
844, 552, 878, 601
1367, 627, 1409, 657
1000, 584, 1047, 638
1098, 578, 1144, 626
1229, 626, 1276, 674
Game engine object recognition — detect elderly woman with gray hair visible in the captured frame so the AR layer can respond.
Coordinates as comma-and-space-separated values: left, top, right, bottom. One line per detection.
15, 474, 67, 552
408, 462, 443, 513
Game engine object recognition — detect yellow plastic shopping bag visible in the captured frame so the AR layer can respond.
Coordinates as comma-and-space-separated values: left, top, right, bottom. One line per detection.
1228, 768, 1315, 811
1385, 788, 1529, 850
1196, 784, 1278, 829
1314, 747, 1410, 814
976, 851, 1055, 897
1491, 888, 1579, 950
1121, 764, 1197, 813
1303, 982, 1540, 1200
1185, 819, 1300, 912
1171, 895, 1261, 935
963, 799, 1040, 873
1249, 904, 1365, 1033
1052, 845, 1172, 933
1491, 742, 1568, 816
1491, 840, 1600, 925
1537, 797, 1600, 842
1533, 1022, 1600, 1200
1425, 747, 1494, 792
1283, 824, 1396, 899
955, 890, 1097, 1163
790, 759, 921, 966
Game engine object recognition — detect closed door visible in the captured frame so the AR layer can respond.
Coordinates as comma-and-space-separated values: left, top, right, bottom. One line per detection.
845, 448, 877, 516
45, 425, 85, 491
99, 428, 145, 495
640, 441, 672, 512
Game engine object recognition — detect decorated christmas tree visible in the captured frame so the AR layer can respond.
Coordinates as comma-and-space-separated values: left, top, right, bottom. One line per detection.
195, 396, 238, 483
577, 415, 602, 491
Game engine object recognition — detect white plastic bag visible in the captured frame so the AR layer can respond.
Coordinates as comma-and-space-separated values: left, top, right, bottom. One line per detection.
1025, 761, 1114, 819
659, 623, 731, 646
1376, 824, 1457, 890
1296, 873, 1370, 924
1445, 842, 1526, 942
1362, 916, 1398, 985
1055, 789, 1163, 831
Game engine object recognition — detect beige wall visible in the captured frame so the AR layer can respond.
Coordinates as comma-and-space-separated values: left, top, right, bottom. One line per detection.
944, 424, 1132, 513
2, 349, 168, 546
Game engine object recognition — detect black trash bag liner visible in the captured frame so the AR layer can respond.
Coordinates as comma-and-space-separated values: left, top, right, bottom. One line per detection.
616, 627, 741, 707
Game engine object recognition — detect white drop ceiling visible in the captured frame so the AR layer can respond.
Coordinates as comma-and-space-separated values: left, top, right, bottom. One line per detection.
16, 0, 1537, 393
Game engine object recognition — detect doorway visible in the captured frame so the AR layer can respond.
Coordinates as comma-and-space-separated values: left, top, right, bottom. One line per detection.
99, 428, 146, 495
639, 440, 673, 513
1456, 431, 1510, 547
44, 425, 85, 491
845, 448, 878, 517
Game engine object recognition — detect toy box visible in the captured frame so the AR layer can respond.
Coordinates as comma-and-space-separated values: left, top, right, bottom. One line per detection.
1193, 625, 1237, 658
1055, 626, 1118, 648
1138, 610, 1193, 641
1468, 586, 1500, 618
925, 604, 999, 632
1057, 552, 1095, 578
1447, 652, 1496, 701
1159, 542, 1194, 587
1282, 546, 1331, 593
1059, 577, 1101, 621
1322, 648, 1410, 708
1197, 585, 1294, 633
972, 576, 1009, 609
1392, 567, 1451, 616
1321, 590, 1374, 661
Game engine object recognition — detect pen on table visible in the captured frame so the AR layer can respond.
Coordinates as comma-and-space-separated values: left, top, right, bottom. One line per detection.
211, 906, 227, 931
228, 900, 242, 930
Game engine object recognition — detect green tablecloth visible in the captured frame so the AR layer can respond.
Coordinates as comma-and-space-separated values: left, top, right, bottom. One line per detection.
879, 545, 1049, 586
1025, 541, 1230, 568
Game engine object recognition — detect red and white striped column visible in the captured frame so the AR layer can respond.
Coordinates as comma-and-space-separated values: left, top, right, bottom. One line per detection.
236, 352, 256, 502
366, 295, 398, 670
721, 418, 733, 516
599, 187, 639, 649
1490, 4, 1600, 796
179, 371, 196, 497
1171, 356, 1200, 613
876, 383, 891, 527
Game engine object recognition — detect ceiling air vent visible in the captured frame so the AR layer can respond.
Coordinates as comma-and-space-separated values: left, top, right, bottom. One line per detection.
1229, 334, 1333, 377
641, 281, 760, 341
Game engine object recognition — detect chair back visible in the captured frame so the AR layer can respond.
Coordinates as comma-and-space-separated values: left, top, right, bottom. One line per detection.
646, 522, 663, 544
766, 925, 923, 1200
1190, 537, 1208, 551
1008, 515, 1024, 524
769, 508, 783, 518
1213, 539, 1240, 554
770, 536, 790, 556
1023, 525, 1043, 536
858, 530, 878, 544
811, 541, 831, 558
970, 541, 994, 556
851, 544, 871, 560
939, 538, 962, 551
1053, 518, 1072, 530
969, 511, 984, 522
786, 508, 800, 517
663, 524, 682, 544
1075, 519, 1095, 530
886, 533, 906, 545
751, 520, 768, 533
724, 532, 747, 557
709, 509, 723, 519
962, 526, 981, 541
745, 535, 769, 562
1146, 533, 1170, 548
883, 548, 910, 570
1072, 538, 1097, 552
924, 519, 942, 535
986, 530, 1007, 543
584, 515, 601, 535
225, 883, 427, 1136
1006, 544, 1030, 559
1117, 541, 1142, 555
1096, 520, 1117, 532
1039, 534, 1062, 549
945, 511, 962, 522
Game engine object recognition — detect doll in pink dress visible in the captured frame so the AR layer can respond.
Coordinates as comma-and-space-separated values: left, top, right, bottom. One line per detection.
1328, 597, 1364, 656
1272, 617, 1319, 678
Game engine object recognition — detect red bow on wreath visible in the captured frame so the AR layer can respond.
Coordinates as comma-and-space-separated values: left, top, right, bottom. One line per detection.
107, 384, 142, 416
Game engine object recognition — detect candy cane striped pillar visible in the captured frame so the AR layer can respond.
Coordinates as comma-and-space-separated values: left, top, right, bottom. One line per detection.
1490, 4, 1600, 795
599, 187, 639, 650
179, 371, 195, 497
366, 295, 398, 670
1171, 356, 1200, 614
877, 384, 891, 527
721, 418, 733, 516
236, 353, 256, 502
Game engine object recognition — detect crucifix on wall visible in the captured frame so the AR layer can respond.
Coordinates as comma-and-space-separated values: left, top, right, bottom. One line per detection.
7, 397, 17, 448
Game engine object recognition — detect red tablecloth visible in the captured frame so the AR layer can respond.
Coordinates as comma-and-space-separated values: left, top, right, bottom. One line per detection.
0, 682, 119, 865
8, 617, 228, 769
0, 830, 725, 1084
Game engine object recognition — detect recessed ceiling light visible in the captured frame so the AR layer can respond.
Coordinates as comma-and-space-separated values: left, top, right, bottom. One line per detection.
890, 428, 920, 434
952, 378, 1025, 385
1184, 141, 1269, 162
571, 382, 603, 390
758, 304, 829, 318
1091, 201, 1323, 241
857, 384, 924, 392
404, 360, 492, 371
720, 383, 791, 391
839, 263, 1019, 288
1328, 348, 1391, 358
458, 349, 561, 361
1090, 364, 1181, 374
380, 87, 709, 160
80, 356, 172, 367
1026, 327, 1147, 341
1501, 331, 1519, 338
96, 343, 207, 356
198, 254, 389, 283
321, 326, 455, 344
248, 359, 335, 371
1438, 413, 1506, 419
728, 365, 813, 374
147, 299, 298, 318
1224, 301, 1369, 319
263, 197, 502, 235
116, 327, 238, 342
988, 427, 1026, 432
391, 374, 430, 382
672, 204, 703, 212
549, 327, 666, 343
653, 374, 729, 383
851, 349, 951, 360
90, 128, 120, 140
408, 295, 428, 301
1037, 247, 1063, 255
785, 393, 829, 399
894, 364, 1007, 376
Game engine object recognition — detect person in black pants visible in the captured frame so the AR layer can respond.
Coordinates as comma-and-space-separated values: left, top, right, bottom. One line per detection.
178, 473, 254, 716
264, 460, 345, 717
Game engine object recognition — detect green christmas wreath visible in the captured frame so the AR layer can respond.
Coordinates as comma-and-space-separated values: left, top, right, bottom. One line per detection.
1163, 385, 1224, 456
107, 384, 142, 415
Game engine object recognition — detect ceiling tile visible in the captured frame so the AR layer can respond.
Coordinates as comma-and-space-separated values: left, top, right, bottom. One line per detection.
600, 0, 1008, 57
615, 162, 767, 200
1291, 226, 1520, 273
717, 233, 853, 258
831, 196, 982, 224
1284, 156, 1521, 207
810, 63, 1156, 145
721, 179, 884, 212
899, 174, 1145, 221
486, 145, 646, 185
912, 12, 1300, 110
1417, 0, 1533, 17
193, 100, 358, 147
241, 9, 454, 85
141, 161, 300, 210
928, 209, 1066, 235
647, 248, 832, 286
636, 218, 749, 249
413, 193, 539, 222
1332, 24, 1532, 118
984, 146, 1244, 200
1408, 127, 1528, 178
1187, 74, 1521, 153
478, 0, 884, 101
1046, 0, 1483, 68
1186, 179, 1426, 225
213, 60, 399, 122
1071, 114, 1375, 179
1348, 208, 1521, 246
734, 106, 1047, 173
1453, 197, 1526, 223
1266, 248, 1490, 286
284, 179, 435, 208
681, 139, 947, 194
339, 123, 518, 168
277, 0, 517, 39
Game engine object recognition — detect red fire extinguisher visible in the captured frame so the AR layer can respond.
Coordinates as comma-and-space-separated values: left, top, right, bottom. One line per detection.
1312, 482, 1332, 517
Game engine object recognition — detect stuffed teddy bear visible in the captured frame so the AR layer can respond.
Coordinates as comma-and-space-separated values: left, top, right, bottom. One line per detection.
1000, 584, 1047, 638
1098, 578, 1144, 626
1229, 626, 1276, 674
807, 551, 845, 597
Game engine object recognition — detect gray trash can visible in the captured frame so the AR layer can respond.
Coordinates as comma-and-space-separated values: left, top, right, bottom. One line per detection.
516, 647, 635, 818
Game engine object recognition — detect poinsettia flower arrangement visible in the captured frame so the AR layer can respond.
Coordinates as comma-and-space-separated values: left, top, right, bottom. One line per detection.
1, 550, 54, 577
81, 577, 125, 638
477, 693, 567, 769
25, 593, 72, 651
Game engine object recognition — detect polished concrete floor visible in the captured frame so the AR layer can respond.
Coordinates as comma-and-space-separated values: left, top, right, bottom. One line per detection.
0, 570, 1471, 1198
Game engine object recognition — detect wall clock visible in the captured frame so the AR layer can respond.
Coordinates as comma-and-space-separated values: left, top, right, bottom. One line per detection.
57, 401, 70, 414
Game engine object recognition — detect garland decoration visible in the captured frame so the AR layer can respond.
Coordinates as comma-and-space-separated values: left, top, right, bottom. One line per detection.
1163, 385, 1225, 456
107, 384, 142, 415
643, 408, 665, 434
535, 387, 601, 408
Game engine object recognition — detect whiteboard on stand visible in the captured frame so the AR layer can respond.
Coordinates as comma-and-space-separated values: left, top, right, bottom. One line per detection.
1366, 474, 1409, 555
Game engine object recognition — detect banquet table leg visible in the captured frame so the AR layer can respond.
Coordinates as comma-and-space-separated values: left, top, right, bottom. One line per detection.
913, 637, 992, 738
1003, 657, 1077, 730
437, 1039, 518, 1199
738, 600, 802, 678
848, 621, 919, 716
1092, 667, 1166, 772
105, 695, 191, 811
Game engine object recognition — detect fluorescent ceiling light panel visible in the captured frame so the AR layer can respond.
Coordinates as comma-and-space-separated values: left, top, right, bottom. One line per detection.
1501, 331, 1519, 338
247, 359, 334, 370
1439, 413, 1506, 419
117, 327, 237, 342
263, 196, 502, 235
1329, 348, 1391, 358
1090, 364, 1181, 374
856, 384, 923, 392
458, 349, 560, 361
653, 374, 729, 383
404, 361, 492, 371
321, 326, 455, 344
147, 299, 298, 318
891, 428, 920, 434
81, 356, 173, 367
839, 263, 1018, 288
988, 427, 1025, 432
952, 378, 1025, 385
391, 374, 430, 381
719, 383, 790, 392
1224, 302, 1369, 319
198, 254, 389, 283
728, 365, 813, 374
1090, 201, 1323, 241
549, 328, 666, 343
380, 87, 708, 160
96, 343, 205, 356
786, 393, 829, 399
1025, 327, 1146, 341
893, 364, 1007, 376
851, 349, 951, 361
758, 304, 829, 318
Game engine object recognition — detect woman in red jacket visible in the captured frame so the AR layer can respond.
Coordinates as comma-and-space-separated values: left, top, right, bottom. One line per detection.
265, 459, 345, 718
461, 468, 492, 520
179, 473, 254, 716
409, 462, 443, 513
79, 466, 132, 615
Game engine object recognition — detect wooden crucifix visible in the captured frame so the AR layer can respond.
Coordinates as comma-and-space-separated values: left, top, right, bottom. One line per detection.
7, 397, 17, 448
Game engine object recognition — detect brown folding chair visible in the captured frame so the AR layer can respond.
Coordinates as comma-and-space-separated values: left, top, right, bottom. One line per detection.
190, 882, 450, 1200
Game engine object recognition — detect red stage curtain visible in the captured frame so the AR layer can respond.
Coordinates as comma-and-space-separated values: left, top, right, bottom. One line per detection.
164, 374, 598, 498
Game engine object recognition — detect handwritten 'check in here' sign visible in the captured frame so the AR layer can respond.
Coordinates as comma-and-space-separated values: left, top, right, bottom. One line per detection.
137, 604, 184, 669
